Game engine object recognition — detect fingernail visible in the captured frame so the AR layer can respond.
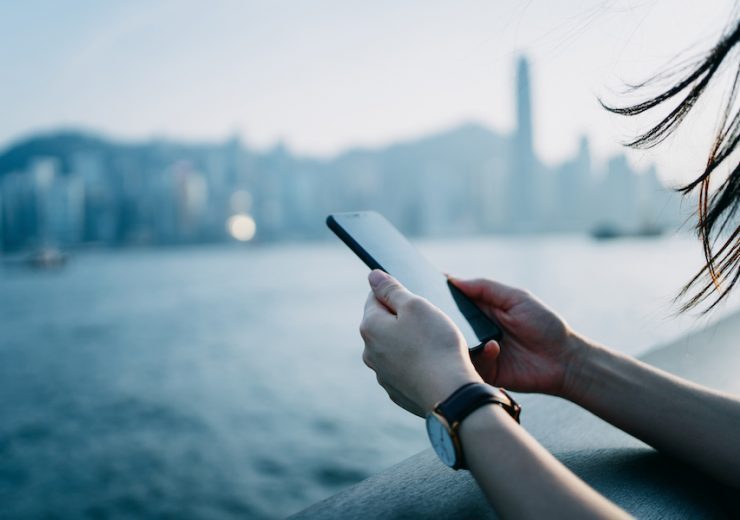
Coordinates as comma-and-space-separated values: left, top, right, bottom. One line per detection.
369, 270, 388, 288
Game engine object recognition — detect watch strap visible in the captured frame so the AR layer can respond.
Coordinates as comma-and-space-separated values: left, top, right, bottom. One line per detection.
433, 382, 521, 470
437, 382, 521, 427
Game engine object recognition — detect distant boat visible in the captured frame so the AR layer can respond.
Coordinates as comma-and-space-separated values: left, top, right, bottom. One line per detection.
590, 223, 664, 241
590, 224, 621, 240
26, 247, 68, 269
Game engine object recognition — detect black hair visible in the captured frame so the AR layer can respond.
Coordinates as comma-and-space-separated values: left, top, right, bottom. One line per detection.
601, 17, 739, 313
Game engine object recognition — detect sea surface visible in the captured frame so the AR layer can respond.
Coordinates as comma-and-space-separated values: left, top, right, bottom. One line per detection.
1, 234, 737, 518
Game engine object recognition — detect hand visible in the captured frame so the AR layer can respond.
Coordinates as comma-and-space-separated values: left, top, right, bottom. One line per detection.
451, 277, 586, 397
360, 270, 482, 417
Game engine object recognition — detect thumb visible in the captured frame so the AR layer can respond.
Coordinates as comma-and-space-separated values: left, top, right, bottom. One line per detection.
471, 339, 502, 385
368, 270, 412, 313
482, 339, 501, 359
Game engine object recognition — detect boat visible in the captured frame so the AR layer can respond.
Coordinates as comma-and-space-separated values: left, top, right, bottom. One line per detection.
590, 223, 665, 241
25, 247, 68, 269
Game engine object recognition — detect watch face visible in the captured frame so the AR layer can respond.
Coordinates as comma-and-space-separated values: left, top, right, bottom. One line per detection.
426, 413, 456, 467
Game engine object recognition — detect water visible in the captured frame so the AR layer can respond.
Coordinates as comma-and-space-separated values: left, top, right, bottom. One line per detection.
1, 235, 737, 518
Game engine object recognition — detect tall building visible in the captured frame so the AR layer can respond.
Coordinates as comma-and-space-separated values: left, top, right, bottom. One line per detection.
552, 136, 593, 230
30, 157, 59, 245
509, 56, 538, 230
515, 56, 534, 153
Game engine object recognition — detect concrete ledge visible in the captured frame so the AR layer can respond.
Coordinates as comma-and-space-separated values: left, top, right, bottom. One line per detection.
293, 312, 740, 518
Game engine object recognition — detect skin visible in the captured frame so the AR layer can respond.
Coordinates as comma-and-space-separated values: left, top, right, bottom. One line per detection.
360, 269, 740, 518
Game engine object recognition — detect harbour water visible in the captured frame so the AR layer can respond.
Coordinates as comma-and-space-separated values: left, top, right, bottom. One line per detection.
1, 234, 737, 518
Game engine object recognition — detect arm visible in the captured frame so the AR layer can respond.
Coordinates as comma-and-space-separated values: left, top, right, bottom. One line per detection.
563, 337, 740, 487
461, 404, 629, 519
453, 277, 740, 488
359, 270, 630, 518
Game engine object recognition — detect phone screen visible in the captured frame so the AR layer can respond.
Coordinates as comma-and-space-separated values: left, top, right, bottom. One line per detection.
327, 211, 503, 351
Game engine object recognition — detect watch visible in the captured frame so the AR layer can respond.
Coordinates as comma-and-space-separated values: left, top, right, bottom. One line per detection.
425, 382, 521, 470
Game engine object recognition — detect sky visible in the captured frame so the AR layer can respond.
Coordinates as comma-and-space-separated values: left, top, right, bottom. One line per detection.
0, 0, 737, 184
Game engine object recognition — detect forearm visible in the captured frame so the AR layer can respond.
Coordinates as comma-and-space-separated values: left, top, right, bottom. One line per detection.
563, 337, 740, 487
460, 404, 630, 519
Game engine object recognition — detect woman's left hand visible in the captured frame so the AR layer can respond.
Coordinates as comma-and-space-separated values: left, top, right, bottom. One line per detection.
360, 270, 483, 417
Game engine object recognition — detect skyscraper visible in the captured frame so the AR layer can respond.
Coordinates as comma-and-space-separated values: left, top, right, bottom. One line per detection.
515, 56, 534, 154
509, 56, 537, 230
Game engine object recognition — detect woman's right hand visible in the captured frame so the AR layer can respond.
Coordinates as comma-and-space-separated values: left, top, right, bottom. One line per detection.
451, 277, 588, 397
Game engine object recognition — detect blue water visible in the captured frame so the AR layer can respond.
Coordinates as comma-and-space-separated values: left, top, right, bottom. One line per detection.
1, 235, 737, 518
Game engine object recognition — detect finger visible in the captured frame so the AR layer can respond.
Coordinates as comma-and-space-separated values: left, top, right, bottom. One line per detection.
448, 276, 521, 310
363, 291, 397, 327
363, 290, 392, 317
483, 339, 501, 359
368, 270, 413, 313
361, 294, 383, 341
471, 339, 501, 364
471, 339, 502, 386
362, 348, 374, 370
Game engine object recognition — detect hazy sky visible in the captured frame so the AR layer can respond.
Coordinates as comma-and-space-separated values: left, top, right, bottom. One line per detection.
1, 0, 736, 184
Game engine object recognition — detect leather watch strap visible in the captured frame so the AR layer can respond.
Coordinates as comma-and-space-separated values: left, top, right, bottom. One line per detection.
437, 382, 521, 426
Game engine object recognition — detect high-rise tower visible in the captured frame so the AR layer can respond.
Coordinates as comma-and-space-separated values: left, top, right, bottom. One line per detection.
509, 55, 537, 228
515, 56, 533, 155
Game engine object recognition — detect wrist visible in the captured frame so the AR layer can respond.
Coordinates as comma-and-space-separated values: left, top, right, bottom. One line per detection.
459, 400, 512, 440
570, 342, 634, 409
423, 366, 483, 413
559, 334, 609, 402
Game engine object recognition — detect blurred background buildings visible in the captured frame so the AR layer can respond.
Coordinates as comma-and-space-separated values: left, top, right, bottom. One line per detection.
0, 57, 684, 252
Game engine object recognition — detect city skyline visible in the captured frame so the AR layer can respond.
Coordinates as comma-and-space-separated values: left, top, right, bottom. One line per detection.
0, 55, 688, 252
0, 0, 736, 187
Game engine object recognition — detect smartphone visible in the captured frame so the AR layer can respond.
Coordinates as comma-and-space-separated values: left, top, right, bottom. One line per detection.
327, 211, 503, 353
